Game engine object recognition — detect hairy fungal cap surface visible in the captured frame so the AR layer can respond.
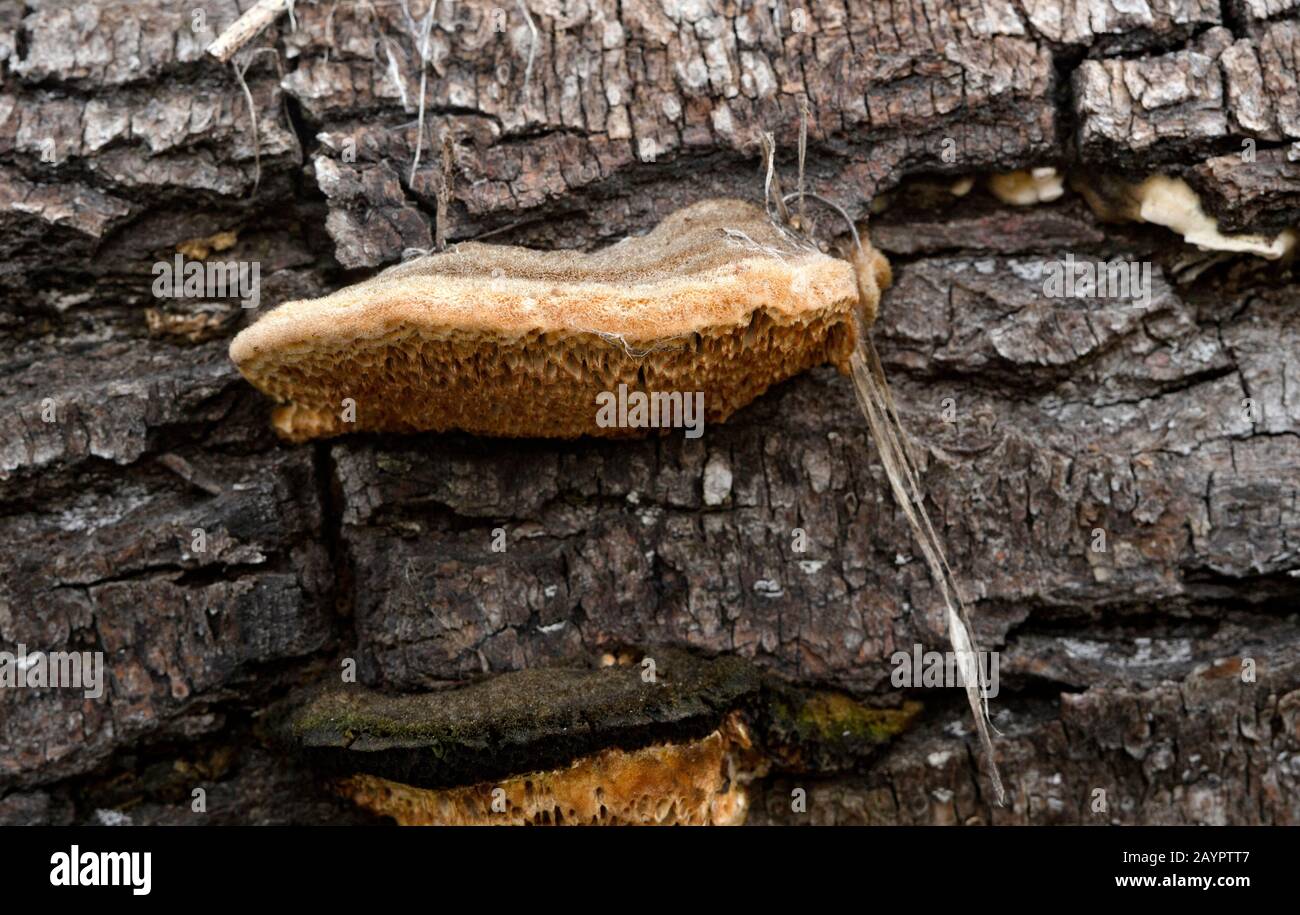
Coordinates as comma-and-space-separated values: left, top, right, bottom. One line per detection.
230, 199, 882, 441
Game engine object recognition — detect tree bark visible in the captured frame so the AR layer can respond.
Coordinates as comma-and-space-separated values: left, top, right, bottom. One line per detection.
2, 0, 1299, 826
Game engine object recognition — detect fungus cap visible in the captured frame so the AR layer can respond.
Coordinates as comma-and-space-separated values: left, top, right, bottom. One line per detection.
230, 198, 885, 441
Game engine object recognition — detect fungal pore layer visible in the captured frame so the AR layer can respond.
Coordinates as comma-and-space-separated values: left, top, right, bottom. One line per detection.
341, 714, 761, 826
230, 198, 885, 441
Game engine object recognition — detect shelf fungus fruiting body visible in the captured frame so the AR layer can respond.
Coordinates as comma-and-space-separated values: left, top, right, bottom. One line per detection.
286, 653, 776, 826
229, 199, 888, 441
284, 655, 925, 825
343, 716, 760, 827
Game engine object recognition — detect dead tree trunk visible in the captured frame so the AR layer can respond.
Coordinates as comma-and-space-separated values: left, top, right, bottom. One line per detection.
2, 0, 1299, 825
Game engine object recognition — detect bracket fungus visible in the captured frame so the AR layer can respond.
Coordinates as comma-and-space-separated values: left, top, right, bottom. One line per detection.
230, 198, 889, 442
342, 715, 761, 826
284, 655, 920, 825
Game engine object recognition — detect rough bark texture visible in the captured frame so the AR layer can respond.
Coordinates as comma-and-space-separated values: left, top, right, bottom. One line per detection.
2, 0, 1298, 825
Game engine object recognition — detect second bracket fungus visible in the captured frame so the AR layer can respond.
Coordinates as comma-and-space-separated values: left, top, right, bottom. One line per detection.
342, 717, 759, 826
230, 198, 889, 442
284, 654, 920, 825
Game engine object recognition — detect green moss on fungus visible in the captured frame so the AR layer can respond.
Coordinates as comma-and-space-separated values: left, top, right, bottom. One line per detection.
279, 648, 924, 794
282, 649, 761, 790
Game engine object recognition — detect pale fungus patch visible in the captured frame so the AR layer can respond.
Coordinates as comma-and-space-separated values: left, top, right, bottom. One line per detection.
1131, 175, 1296, 259
987, 167, 1065, 206
1074, 173, 1296, 259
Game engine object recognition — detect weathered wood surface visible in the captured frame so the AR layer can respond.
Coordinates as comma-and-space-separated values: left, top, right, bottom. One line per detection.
1, 0, 1298, 825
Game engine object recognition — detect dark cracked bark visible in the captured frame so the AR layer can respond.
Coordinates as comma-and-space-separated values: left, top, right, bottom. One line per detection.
1, 0, 1298, 826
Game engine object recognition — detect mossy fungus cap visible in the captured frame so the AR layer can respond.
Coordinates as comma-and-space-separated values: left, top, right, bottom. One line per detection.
229, 198, 889, 442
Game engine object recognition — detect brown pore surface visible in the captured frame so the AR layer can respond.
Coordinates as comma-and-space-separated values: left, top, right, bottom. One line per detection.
229, 199, 881, 441
339, 714, 763, 826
